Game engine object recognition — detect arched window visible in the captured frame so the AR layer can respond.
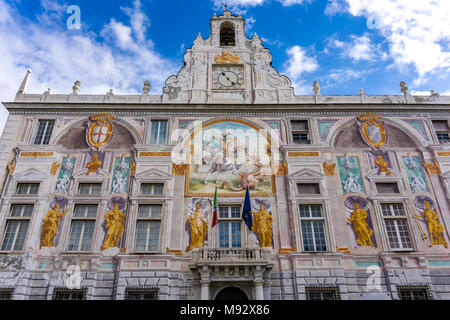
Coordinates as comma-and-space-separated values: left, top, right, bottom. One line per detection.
220, 22, 235, 46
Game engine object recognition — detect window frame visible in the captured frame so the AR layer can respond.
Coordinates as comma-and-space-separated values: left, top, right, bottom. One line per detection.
379, 202, 415, 251
32, 119, 55, 145
396, 284, 432, 300
149, 120, 168, 145
298, 203, 328, 252
77, 182, 103, 196
124, 287, 159, 300
66, 203, 99, 253
140, 183, 165, 196
0, 204, 34, 252
305, 286, 341, 300
290, 119, 311, 144
217, 205, 244, 249
15, 183, 40, 196
52, 288, 87, 300
133, 203, 164, 253
431, 119, 450, 144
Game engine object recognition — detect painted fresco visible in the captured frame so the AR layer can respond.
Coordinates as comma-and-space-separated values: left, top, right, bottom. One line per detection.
187, 121, 273, 196
54, 157, 75, 194
403, 155, 428, 193
110, 156, 131, 194
337, 155, 365, 194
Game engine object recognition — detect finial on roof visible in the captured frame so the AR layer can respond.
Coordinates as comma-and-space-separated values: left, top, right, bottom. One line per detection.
313, 80, 320, 95
431, 89, 439, 97
143, 81, 150, 95
400, 81, 409, 95
17, 69, 31, 95
43, 88, 51, 95
106, 88, 114, 96
359, 88, 365, 95
72, 81, 81, 95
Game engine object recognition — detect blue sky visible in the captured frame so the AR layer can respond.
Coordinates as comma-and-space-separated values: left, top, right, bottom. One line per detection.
0, 0, 449, 134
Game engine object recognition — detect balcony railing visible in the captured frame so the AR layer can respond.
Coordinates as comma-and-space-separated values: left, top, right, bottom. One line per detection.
191, 248, 270, 264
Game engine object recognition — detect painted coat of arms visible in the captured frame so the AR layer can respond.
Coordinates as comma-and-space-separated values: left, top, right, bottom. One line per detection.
357, 113, 387, 149
86, 114, 116, 150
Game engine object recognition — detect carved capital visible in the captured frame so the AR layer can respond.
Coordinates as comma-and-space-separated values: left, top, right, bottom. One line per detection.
274, 162, 288, 176
322, 162, 336, 176
423, 161, 441, 175
172, 163, 189, 176
50, 162, 61, 175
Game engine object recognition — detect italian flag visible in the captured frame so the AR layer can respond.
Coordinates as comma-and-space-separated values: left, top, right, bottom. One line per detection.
212, 185, 218, 228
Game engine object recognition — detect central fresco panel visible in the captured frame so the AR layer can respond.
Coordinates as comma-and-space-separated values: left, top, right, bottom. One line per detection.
186, 120, 274, 197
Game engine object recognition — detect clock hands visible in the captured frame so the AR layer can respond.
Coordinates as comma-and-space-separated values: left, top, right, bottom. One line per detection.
220, 72, 237, 86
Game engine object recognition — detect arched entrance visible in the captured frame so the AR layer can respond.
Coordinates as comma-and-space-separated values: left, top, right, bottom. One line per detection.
215, 287, 249, 300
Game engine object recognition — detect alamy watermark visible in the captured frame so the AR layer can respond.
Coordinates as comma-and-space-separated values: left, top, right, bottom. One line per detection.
366, 265, 382, 291
66, 5, 81, 30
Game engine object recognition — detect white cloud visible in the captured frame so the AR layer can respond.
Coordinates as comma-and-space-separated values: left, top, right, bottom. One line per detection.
326, 34, 379, 62
332, 0, 450, 84
282, 45, 319, 94
277, 0, 311, 5
323, 68, 371, 88
0, 0, 178, 135
245, 16, 256, 31
212, 0, 311, 8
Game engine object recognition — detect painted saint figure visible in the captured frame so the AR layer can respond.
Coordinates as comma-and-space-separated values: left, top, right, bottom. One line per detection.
251, 205, 273, 247
86, 154, 102, 175
111, 172, 126, 193
55, 173, 70, 194
415, 201, 448, 248
40, 204, 69, 248
186, 203, 208, 251
347, 203, 374, 247
101, 203, 126, 251
343, 173, 362, 193
410, 173, 427, 193
375, 155, 391, 176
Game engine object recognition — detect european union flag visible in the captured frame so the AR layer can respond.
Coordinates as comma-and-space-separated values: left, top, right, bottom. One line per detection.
242, 186, 252, 230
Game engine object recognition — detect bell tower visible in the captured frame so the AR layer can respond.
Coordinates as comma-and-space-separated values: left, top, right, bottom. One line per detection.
162, 10, 295, 104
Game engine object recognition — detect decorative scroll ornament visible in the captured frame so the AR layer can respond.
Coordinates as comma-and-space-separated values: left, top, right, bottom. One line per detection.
86, 114, 115, 150
357, 113, 387, 149
423, 161, 441, 175
322, 162, 336, 176
274, 162, 288, 176
7, 161, 16, 176
50, 162, 61, 175
214, 51, 241, 64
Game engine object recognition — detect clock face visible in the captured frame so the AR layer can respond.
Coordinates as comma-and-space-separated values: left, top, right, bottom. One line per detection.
213, 65, 244, 89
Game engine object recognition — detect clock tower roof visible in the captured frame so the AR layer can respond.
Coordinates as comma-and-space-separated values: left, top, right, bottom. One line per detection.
161, 10, 295, 104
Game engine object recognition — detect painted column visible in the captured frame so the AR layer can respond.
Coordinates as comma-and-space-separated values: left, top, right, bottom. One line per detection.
254, 280, 264, 300
200, 280, 210, 300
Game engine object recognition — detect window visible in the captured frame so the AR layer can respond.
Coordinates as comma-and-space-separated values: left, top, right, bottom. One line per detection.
432, 120, 450, 143
135, 204, 162, 252
397, 285, 431, 300
1, 204, 34, 251
297, 183, 320, 195
125, 287, 159, 300
150, 120, 168, 145
33, 120, 55, 145
16, 183, 39, 195
0, 288, 14, 300
141, 183, 164, 195
381, 203, 413, 250
299, 204, 327, 252
306, 286, 341, 300
291, 120, 310, 144
220, 22, 235, 46
376, 182, 400, 194
218, 206, 242, 248
78, 183, 102, 195
52, 288, 87, 300
68, 204, 98, 252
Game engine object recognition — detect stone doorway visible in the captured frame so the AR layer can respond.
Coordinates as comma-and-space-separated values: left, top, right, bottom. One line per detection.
215, 286, 249, 300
